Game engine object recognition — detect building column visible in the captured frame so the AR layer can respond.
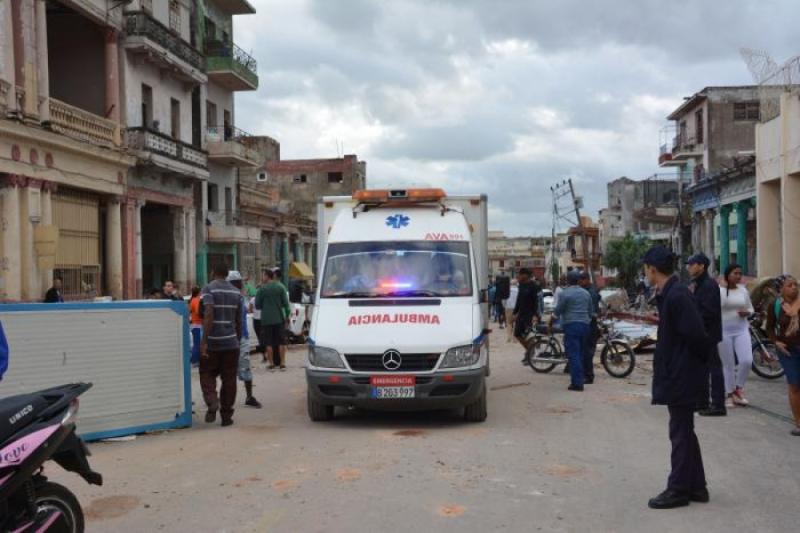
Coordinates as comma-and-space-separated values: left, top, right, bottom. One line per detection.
704, 209, 716, 274
172, 206, 188, 294
719, 205, 731, 274
104, 28, 121, 145
135, 200, 144, 298
735, 200, 749, 275
785, 174, 800, 276
281, 233, 290, 286
186, 208, 196, 289
18, 182, 36, 300
39, 184, 53, 292
105, 198, 123, 300
0, 181, 21, 300
35, 0, 49, 121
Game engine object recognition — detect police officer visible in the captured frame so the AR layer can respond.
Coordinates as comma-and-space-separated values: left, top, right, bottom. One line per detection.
685, 253, 726, 416
642, 246, 710, 509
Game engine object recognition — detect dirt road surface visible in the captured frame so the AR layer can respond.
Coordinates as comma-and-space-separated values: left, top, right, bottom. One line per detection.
51, 330, 800, 532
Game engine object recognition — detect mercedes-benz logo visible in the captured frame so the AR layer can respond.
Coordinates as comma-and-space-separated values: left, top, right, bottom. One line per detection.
382, 350, 402, 371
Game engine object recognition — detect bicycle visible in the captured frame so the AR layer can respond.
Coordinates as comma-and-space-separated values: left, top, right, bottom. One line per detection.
523, 319, 635, 378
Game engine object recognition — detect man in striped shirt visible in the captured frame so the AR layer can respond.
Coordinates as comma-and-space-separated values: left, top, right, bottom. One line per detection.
200, 263, 243, 427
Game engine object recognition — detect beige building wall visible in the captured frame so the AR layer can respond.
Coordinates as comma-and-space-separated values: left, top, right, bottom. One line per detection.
756, 91, 800, 277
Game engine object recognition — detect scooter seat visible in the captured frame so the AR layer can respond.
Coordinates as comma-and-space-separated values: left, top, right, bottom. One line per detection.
0, 393, 49, 446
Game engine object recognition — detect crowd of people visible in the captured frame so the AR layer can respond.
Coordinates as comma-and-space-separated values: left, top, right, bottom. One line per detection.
189, 264, 295, 427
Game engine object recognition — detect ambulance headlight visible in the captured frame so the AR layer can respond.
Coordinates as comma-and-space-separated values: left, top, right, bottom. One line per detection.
308, 345, 345, 369
441, 344, 481, 368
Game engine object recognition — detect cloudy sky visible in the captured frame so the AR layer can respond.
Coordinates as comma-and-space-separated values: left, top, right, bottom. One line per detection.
234, 0, 800, 236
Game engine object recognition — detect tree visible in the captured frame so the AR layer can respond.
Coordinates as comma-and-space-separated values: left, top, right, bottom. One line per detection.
603, 234, 652, 291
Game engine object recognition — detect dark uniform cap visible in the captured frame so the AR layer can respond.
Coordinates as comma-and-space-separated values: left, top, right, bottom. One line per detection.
567, 270, 582, 284
685, 252, 710, 268
641, 245, 676, 270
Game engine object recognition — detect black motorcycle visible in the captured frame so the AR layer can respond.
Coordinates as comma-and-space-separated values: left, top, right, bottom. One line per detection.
0, 383, 102, 532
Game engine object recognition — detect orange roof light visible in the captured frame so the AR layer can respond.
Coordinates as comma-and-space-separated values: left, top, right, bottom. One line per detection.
353, 188, 446, 203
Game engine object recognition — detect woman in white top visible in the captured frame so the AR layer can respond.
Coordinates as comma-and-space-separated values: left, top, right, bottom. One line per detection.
718, 264, 755, 407
504, 280, 519, 342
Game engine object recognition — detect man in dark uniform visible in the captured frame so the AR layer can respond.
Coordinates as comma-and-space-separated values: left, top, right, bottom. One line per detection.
512, 268, 541, 361
642, 246, 710, 509
685, 253, 725, 416
579, 271, 602, 384
494, 272, 511, 329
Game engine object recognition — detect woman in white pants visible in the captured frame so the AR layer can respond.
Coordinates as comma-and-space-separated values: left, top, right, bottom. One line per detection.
719, 264, 754, 407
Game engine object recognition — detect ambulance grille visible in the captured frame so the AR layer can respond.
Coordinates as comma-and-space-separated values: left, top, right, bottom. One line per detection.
344, 353, 440, 372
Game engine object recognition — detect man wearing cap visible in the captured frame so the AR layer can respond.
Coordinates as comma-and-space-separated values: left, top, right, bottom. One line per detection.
227, 271, 262, 409
642, 246, 710, 509
579, 271, 602, 384
686, 253, 725, 417
551, 270, 592, 391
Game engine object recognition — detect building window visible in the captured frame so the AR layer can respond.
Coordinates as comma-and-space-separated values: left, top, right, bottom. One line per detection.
734, 102, 760, 121
206, 100, 218, 129
141, 84, 153, 129
499, 260, 505, 268
695, 108, 703, 144
170, 98, 180, 140
169, 1, 180, 33
293, 174, 307, 184
327, 172, 343, 184
208, 184, 219, 212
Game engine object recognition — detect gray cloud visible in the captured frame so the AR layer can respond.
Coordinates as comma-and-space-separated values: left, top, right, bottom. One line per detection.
234, 0, 800, 235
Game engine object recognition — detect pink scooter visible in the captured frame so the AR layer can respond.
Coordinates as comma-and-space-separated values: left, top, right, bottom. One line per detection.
0, 383, 102, 532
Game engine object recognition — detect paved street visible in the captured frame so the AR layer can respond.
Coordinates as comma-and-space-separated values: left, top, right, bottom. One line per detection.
53, 330, 799, 533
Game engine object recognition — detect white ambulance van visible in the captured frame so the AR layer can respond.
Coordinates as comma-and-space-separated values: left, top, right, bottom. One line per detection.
306, 188, 489, 422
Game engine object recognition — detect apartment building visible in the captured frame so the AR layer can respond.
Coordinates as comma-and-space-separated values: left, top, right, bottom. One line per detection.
659, 86, 759, 273
488, 231, 549, 280
0, 0, 134, 301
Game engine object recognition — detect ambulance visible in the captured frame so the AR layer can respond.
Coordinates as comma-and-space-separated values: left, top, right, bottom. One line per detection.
306, 188, 490, 422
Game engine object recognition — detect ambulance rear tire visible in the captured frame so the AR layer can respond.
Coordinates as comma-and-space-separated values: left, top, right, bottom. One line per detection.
308, 391, 334, 421
464, 387, 487, 423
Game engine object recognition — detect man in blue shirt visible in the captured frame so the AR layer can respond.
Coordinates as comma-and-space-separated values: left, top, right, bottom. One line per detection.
552, 270, 592, 391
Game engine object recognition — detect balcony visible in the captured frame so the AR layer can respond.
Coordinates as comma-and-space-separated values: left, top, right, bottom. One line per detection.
206, 126, 261, 167
48, 98, 121, 148
206, 211, 260, 244
124, 12, 207, 84
671, 135, 703, 160
126, 127, 209, 180
205, 40, 258, 91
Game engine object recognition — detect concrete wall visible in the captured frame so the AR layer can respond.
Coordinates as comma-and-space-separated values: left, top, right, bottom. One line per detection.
122, 57, 194, 142
707, 90, 759, 171
0, 2, 13, 84
47, 10, 105, 116
206, 80, 234, 127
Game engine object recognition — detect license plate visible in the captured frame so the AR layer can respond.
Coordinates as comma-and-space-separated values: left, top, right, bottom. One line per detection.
370, 376, 415, 399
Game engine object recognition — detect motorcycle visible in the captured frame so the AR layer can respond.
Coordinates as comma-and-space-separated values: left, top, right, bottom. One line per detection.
749, 314, 785, 380
0, 383, 102, 532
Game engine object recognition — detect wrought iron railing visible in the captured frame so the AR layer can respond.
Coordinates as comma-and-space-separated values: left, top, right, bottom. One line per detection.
126, 127, 208, 169
206, 125, 252, 142
125, 12, 205, 72
205, 40, 258, 83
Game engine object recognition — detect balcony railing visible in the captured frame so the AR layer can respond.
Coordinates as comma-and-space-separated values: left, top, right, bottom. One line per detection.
206, 125, 252, 142
126, 127, 207, 169
48, 98, 120, 147
205, 40, 258, 88
125, 12, 205, 72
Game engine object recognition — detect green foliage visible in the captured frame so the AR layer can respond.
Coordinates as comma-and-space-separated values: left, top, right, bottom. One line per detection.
603, 234, 652, 291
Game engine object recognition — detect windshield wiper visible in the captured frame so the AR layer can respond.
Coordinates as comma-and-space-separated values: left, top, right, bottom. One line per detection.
325, 291, 377, 298
384, 290, 442, 297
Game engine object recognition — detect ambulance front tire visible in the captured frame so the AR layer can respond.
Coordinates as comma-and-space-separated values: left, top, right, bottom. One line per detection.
463, 386, 487, 423
308, 390, 334, 421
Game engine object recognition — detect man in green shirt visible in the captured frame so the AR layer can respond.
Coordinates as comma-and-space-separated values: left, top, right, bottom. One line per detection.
255, 269, 290, 370
243, 273, 258, 298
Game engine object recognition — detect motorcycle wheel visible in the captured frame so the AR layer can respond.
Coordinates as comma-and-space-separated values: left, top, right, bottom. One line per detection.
34, 481, 85, 533
601, 340, 635, 378
751, 340, 785, 380
525, 337, 560, 373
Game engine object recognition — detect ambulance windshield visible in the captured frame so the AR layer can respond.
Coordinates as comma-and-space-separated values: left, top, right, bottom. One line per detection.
321, 241, 472, 298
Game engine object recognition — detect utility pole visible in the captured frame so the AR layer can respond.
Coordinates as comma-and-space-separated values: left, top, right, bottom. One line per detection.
567, 179, 594, 284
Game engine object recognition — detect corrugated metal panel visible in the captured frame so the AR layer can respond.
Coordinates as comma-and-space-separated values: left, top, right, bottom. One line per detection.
0, 301, 191, 440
